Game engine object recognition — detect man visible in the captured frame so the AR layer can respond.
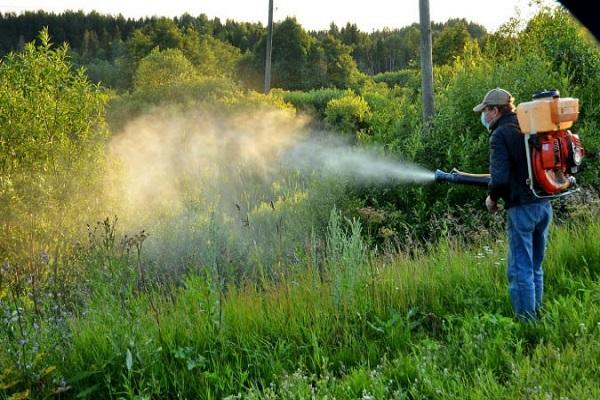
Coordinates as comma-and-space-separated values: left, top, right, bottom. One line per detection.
473, 88, 553, 321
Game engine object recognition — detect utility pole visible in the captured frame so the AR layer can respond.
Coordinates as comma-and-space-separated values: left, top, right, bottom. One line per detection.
419, 0, 434, 132
264, 0, 274, 93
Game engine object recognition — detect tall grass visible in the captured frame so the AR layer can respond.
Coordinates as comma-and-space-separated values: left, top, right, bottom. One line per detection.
3, 214, 593, 399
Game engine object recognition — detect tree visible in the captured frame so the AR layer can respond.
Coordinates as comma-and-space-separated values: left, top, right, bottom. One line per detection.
340, 23, 360, 47
81, 29, 100, 62
127, 17, 184, 63
133, 48, 197, 91
432, 21, 471, 65
182, 27, 241, 78
270, 17, 313, 90
0, 29, 109, 257
318, 34, 360, 88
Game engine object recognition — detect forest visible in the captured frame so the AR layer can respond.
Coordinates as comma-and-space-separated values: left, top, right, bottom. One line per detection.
1, 5, 600, 399
0, 10, 486, 90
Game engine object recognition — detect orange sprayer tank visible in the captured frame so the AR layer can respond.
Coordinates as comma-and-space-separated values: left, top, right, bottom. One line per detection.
516, 94, 579, 134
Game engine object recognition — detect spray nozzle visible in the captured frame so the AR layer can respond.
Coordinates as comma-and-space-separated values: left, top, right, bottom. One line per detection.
434, 169, 491, 187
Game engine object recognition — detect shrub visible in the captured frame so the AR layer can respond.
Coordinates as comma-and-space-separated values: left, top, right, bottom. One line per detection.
372, 69, 419, 88
133, 47, 197, 91
280, 88, 347, 119
324, 91, 372, 136
0, 29, 109, 259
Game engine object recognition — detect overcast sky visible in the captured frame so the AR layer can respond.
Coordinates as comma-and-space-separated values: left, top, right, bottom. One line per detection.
0, 0, 558, 32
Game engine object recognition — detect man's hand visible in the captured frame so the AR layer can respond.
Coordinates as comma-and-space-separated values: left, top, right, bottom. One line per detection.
485, 195, 499, 213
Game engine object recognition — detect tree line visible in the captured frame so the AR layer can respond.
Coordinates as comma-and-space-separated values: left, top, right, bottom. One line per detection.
0, 10, 487, 91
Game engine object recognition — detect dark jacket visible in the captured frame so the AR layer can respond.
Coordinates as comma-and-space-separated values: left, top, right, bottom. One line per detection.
488, 111, 544, 209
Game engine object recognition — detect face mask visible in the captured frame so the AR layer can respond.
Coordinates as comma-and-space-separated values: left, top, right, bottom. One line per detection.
480, 112, 490, 130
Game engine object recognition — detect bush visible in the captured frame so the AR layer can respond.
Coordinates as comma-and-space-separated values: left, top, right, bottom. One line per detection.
106, 77, 241, 132
133, 47, 197, 91
0, 29, 109, 259
372, 69, 419, 88
280, 88, 347, 119
324, 91, 372, 136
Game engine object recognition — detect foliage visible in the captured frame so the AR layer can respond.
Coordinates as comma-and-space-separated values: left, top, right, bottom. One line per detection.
269, 17, 314, 90
372, 69, 419, 88
0, 29, 110, 396
316, 34, 361, 88
106, 77, 284, 133
2, 8, 600, 399
432, 20, 473, 65
126, 17, 185, 63
181, 27, 242, 78
280, 88, 347, 119
133, 47, 197, 91
3, 214, 599, 398
84, 56, 130, 89
0, 29, 109, 259
324, 91, 372, 135
329, 8, 600, 242
0, 11, 489, 92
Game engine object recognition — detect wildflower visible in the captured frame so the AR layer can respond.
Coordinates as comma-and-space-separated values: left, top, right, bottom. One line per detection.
17, 338, 28, 346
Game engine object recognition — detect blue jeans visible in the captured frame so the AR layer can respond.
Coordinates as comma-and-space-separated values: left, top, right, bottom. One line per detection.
506, 201, 552, 321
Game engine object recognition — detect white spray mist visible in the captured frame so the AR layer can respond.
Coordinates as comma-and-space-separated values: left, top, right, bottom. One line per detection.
105, 106, 435, 273
284, 137, 435, 184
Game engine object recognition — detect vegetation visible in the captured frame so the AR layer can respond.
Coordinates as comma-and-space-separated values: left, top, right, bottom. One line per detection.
0, 11, 487, 91
0, 28, 109, 261
1, 5, 600, 399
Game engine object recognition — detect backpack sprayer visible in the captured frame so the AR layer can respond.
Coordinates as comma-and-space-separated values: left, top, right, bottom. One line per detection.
435, 90, 585, 199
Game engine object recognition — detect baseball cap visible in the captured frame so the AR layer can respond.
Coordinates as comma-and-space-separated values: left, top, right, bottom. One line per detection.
473, 88, 514, 112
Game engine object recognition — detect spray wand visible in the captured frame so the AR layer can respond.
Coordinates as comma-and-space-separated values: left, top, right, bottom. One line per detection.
434, 168, 490, 187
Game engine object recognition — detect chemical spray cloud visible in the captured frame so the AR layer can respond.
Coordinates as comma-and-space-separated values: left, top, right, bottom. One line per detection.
108, 106, 306, 221
283, 137, 435, 184
106, 105, 435, 277
108, 105, 434, 230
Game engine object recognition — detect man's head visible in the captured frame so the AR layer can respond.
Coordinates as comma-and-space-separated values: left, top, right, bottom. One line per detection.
473, 88, 515, 128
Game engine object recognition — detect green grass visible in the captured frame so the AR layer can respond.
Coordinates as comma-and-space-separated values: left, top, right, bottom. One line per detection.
11, 216, 593, 399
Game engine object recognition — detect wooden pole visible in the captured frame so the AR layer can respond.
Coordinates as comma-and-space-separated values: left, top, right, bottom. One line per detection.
264, 0, 274, 93
419, 0, 434, 131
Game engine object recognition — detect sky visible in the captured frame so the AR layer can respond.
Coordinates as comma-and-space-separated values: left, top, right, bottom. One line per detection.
0, 0, 557, 32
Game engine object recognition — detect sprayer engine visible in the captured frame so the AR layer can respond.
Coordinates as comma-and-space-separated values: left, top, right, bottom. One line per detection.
529, 129, 584, 195
435, 90, 585, 199
518, 90, 585, 198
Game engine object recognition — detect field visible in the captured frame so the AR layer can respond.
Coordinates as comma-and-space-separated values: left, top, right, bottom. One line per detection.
1, 7, 600, 400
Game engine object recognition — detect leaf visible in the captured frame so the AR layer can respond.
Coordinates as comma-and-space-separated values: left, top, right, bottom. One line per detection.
366, 320, 385, 334
126, 349, 133, 372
